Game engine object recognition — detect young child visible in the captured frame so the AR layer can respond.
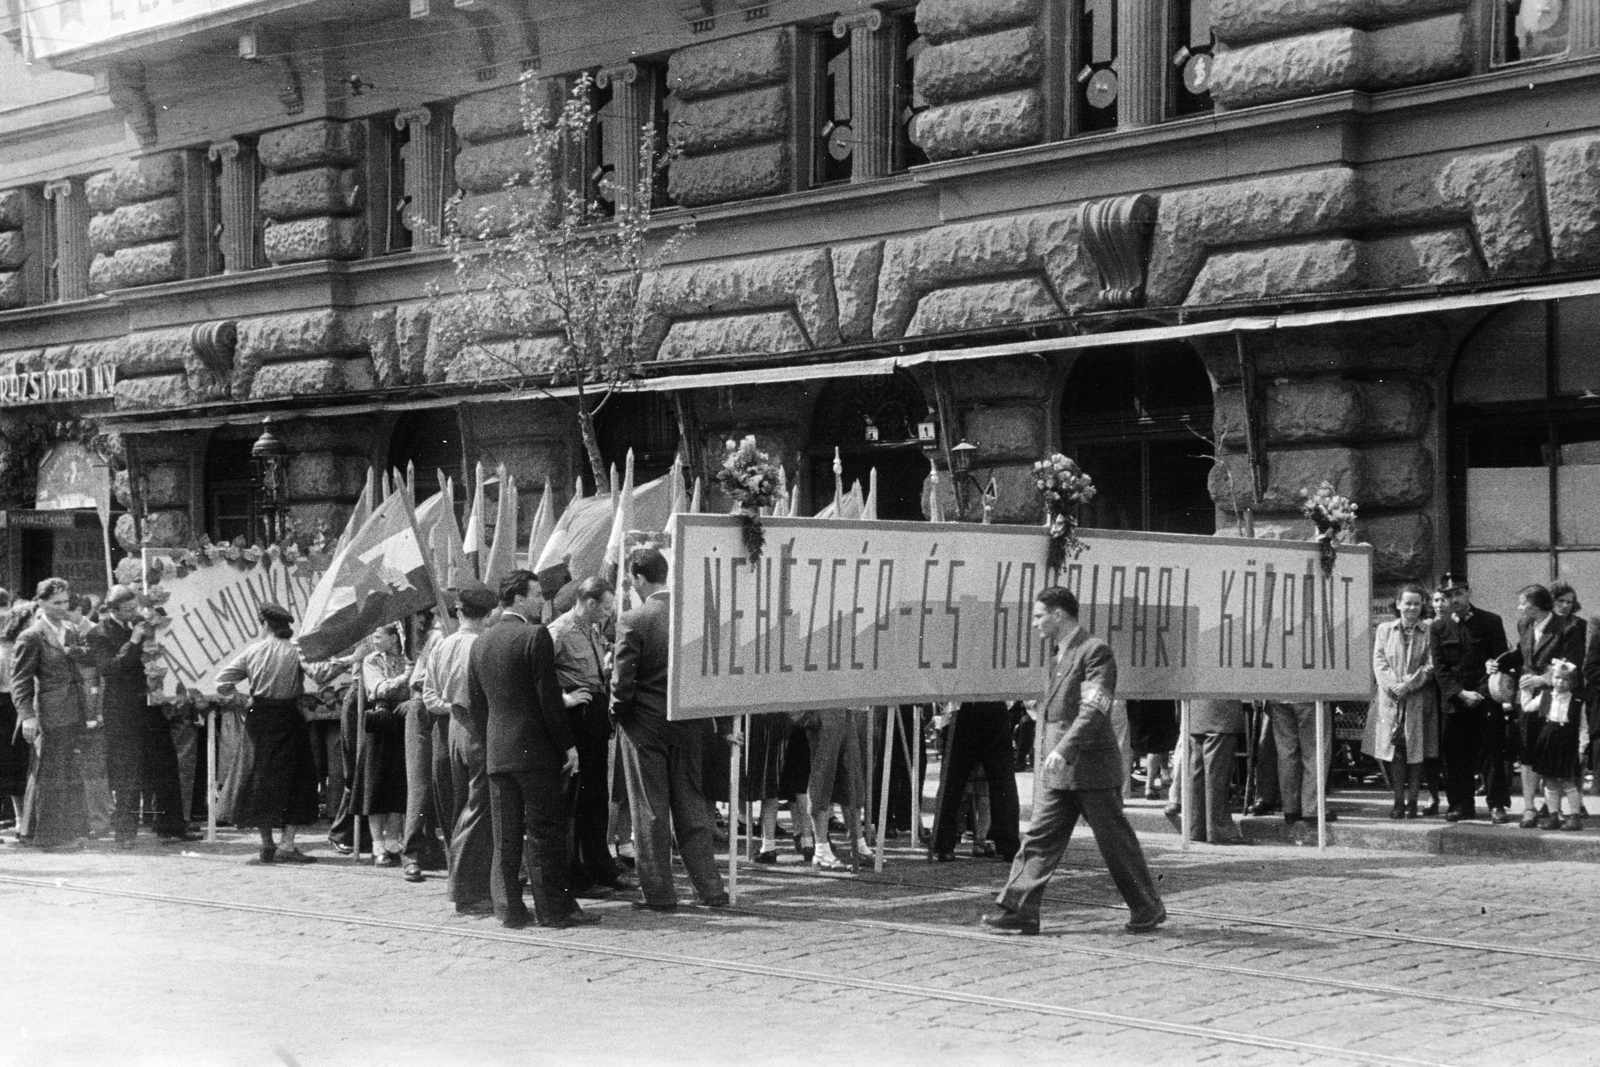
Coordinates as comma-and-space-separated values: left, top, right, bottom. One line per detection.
1526, 660, 1587, 831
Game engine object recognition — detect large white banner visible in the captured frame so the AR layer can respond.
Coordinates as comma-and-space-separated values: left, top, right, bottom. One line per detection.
667, 517, 1374, 720
145, 550, 318, 700
23, 0, 266, 61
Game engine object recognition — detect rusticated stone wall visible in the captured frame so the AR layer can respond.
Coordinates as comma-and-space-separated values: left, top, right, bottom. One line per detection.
450, 83, 546, 239
258, 120, 367, 265
1206, 319, 1441, 592
910, 0, 1043, 162
0, 188, 24, 310
1209, 0, 1473, 110
666, 27, 794, 207
85, 153, 204, 292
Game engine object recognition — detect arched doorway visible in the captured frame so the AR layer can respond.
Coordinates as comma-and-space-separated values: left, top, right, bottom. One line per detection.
808, 373, 929, 521
1449, 295, 1600, 616
388, 409, 464, 508
1060, 341, 1215, 535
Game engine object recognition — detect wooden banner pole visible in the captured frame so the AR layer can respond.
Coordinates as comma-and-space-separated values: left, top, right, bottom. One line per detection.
354, 680, 367, 861
912, 706, 923, 849
875, 706, 896, 873
206, 708, 218, 844
1179, 701, 1192, 851
728, 721, 741, 904
1316, 700, 1328, 852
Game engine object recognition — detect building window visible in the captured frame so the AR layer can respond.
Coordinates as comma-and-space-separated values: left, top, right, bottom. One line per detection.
596, 392, 680, 484
381, 117, 414, 254
1168, 0, 1214, 117
1494, 0, 1569, 64
204, 431, 261, 546
807, 25, 856, 186
389, 410, 463, 517
1072, 0, 1119, 135
587, 74, 618, 219
1061, 343, 1215, 534
1449, 296, 1600, 616
891, 9, 928, 170
39, 186, 60, 303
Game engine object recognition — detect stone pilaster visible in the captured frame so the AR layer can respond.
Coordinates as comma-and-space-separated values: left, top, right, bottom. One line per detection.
44, 178, 89, 301
1117, 0, 1163, 128
596, 63, 649, 210
208, 140, 259, 273
395, 105, 450, 245
835, 9, 895, 181
1571, 0, 1600, 56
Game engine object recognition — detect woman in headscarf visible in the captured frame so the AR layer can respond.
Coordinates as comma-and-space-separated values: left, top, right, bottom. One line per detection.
215, 603, 346, 864
353, 622, 413, 866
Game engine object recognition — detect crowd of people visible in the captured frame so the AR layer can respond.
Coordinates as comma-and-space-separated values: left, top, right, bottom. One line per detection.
5, 556, 1595, 932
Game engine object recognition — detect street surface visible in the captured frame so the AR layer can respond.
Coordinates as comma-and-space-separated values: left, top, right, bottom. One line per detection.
6, 796, 1600, 1067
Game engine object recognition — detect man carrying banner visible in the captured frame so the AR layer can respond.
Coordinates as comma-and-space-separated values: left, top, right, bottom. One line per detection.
983, 587, 1165, 936
471, 570, 596, 929
611, 547, 728, 911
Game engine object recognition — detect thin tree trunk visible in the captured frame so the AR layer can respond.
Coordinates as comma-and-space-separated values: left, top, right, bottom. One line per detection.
577, 393, 608, 489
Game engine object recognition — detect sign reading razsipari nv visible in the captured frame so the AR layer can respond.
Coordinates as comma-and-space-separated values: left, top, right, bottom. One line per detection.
0, 365, 116, 406
145, 550, 318, 700
667, 517, 1375, 721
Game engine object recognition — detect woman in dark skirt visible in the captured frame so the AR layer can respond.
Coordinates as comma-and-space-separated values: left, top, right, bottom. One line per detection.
0, 602, 37, 827
1127, 700, 1179, 799
745, 712, 816, 863
215, 603, 346, 864
352, 623, 413, 866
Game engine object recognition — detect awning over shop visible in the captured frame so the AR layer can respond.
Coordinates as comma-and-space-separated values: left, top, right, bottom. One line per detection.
99, 273, 1600, 434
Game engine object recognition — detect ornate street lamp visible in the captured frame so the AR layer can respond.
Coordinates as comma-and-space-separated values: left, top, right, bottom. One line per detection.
250, 419, 290, 545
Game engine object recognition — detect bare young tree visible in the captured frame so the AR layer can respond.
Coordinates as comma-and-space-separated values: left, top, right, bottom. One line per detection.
429, 73, 691, 485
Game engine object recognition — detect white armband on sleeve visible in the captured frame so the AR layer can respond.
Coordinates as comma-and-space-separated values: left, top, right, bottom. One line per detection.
1081, 685, 1112, 714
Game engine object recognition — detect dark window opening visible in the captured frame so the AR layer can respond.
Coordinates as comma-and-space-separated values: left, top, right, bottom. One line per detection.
1073, 0, 1119, 135
809, 373, 930, 521
812, 27, 854, 186
596, 392, 681, 486
1495, 0, 1569, 64
1169, 0, 1215, 117
891, 11, 928, 171
204, 432, 260, 546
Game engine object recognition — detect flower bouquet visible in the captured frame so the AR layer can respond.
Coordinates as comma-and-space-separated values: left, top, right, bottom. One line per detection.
1034, 453, 1096, 573
1299, 481, 1358, 574
716, 435, 783, 562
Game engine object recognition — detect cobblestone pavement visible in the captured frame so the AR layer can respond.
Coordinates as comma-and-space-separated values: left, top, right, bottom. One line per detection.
5, 820, 1600, 1067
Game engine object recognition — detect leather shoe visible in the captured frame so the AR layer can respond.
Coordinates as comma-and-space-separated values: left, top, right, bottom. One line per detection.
572, 884, 614, 900
1444, 810, 1463, 823
754, 850, 778, 865
455, 900, 494, 916
158, 829, 202, 843
700, 893, 731, 908
499, 911, 532, 929
632, 899, 678, 913
1124, 904, 1168, 933
933, 850, 957, 862
600, 875, 638, 892
1247, 800, 1280, 816
403, 863, 425, 883
542, 910, 600, 928
1491, 807, 1512, 824
980, 910, 1039, 936
274, 847, 316, 864
1520, 810, 1540, 829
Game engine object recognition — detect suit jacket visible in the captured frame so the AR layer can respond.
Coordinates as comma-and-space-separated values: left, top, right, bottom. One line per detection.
1508, 613, 1587, 695
12, 618, 92, 730
1035, 626, 1120, 792
1188, 698, 1245, 735
468, 610, 573, 775
611, 591, 670, 721
1584, 614, 1600, 713
88, 616, 148, 719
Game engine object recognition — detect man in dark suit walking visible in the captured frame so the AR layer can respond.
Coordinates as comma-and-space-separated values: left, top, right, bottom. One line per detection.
610, 547, 727, 911
469, 569, 597, 929
983, 587, 1164, 935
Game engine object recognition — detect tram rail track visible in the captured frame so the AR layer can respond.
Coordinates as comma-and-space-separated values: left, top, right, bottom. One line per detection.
0, 872, 1464, 1067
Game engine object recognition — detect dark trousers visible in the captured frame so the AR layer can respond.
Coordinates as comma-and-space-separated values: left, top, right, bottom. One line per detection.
488, 768, 574, 923
1183, 732, 1240, 842
618, 714, 724, 907
447, 708, 493, 904
932, 708, 1020, 859
1441, 704, 1485, 816
106, 704, 186, 839
1482, 702, 1515, 809
997, 785, 1162, 923
569, 700, 619, 889
401, 705, 451, 870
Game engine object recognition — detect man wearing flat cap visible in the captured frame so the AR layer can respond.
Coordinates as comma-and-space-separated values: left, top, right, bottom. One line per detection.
1434, 573, 1511, 822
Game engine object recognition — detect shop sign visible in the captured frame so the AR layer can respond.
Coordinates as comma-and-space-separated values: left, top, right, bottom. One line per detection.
0, 365, 116, 406
144, 550, 318, 700
0, 509, 100, 530
668, 517, 1375, 720
21, 0, 267, 61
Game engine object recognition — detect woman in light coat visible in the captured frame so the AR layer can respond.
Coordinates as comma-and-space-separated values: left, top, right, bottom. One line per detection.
1372, 585, 1440, 819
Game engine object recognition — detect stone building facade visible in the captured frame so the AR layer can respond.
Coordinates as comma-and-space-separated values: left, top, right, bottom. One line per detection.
0, 0, 1597, 616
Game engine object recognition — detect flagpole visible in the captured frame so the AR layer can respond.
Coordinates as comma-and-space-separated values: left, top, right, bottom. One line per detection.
875, 705, 895, 873
728, 718, 741, 905
399, 481, 456, 637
